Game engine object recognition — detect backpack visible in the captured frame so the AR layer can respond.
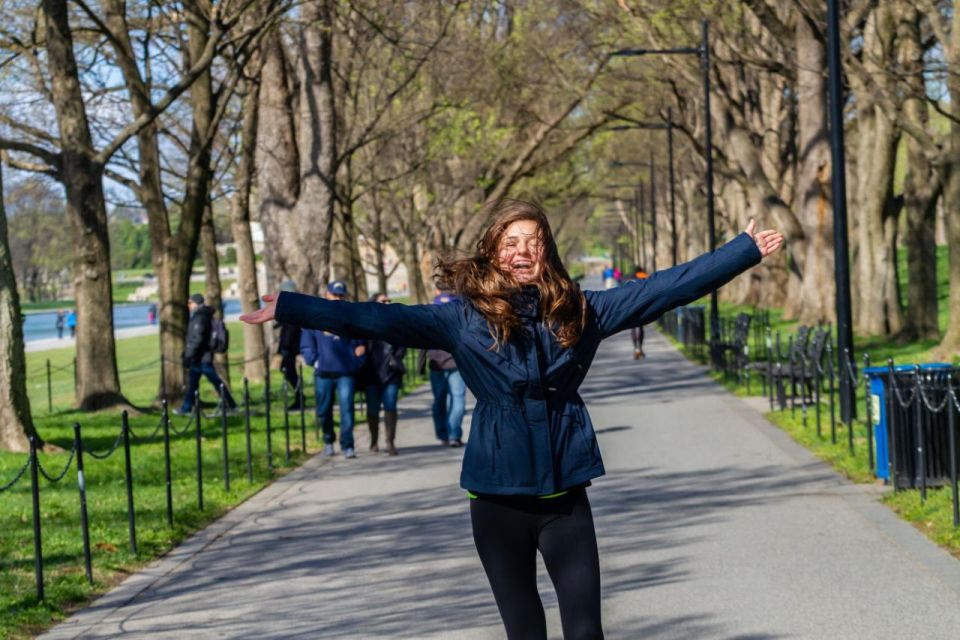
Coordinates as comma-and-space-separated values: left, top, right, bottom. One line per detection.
209, 316, 229, 354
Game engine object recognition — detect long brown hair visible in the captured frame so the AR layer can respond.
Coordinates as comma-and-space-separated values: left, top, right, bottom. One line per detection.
435, 199, 586, 348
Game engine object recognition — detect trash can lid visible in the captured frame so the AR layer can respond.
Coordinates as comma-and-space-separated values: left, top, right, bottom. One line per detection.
863, 363, 953, 377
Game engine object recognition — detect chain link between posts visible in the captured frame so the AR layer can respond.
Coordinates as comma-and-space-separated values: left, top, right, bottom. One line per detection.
36, 444, 77, 483
0, 455, 31, 492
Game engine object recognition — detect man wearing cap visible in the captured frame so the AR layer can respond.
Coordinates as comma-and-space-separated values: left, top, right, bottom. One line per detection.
178, 293, 237, 415
299, 281, 367, 458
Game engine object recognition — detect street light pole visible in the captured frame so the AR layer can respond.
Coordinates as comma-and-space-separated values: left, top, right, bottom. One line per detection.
827, 0, 856, 422
638, 183, 647, 269
649, 149, 657, 272
610, 120, 678, 268
612, 19, 718, 359
667, 108, 678, 266
633, 188, 641, 267
700, 20, 719, 359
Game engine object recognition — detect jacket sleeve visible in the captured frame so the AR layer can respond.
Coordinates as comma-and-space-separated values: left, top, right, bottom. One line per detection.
275, 293, 464, 351
299, 329, 318, 368
587, 232, 762, 338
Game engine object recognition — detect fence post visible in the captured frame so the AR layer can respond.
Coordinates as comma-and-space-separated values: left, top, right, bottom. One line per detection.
46, 359, 52, 413
265, 368, 273, 471
29, 436, 44, 601
800, 355, 808, 430
914, 365, 926, 502
162, 399, 173, 527
194, 391, 203, 511
887, 359, 899, 491
220, 384, 230, 493
767, 330, 774, 411
864, 353, 874, 476
73, 423, 93, 585
299, 364, 307, 453
827, 341, 836, 444
73, 356, 77, 394
121, 411, 138, 555
244, 378, 253, 483
844, 348, 855, 454
282, 376, 291, 463
948, 386, 958, 527
815, 353, 822, 439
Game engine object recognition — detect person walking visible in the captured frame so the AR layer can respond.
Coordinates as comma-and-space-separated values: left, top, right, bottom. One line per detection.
177, 293, 237, 416
299, 281, 367, 459
418, 290, 466, 447
66, 309, 76, 338
55, 310, 65, 339
629, 265, 649, 360
240, 199, 782, 639
147, 303, 158, 325
358, 292, 406, 454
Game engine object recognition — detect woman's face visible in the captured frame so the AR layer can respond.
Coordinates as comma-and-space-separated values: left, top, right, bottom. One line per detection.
497, 219, 544, 284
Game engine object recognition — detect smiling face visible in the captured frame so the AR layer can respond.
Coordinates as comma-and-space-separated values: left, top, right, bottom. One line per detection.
497, 219, 544, 284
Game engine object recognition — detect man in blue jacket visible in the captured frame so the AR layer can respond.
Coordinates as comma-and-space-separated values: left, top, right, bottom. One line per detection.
300, 281, 367, 458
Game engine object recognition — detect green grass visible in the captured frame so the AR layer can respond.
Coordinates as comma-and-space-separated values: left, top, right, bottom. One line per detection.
2, 323, 426, 639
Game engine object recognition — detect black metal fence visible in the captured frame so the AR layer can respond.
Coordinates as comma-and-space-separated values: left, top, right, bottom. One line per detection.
0, 349, 427, 601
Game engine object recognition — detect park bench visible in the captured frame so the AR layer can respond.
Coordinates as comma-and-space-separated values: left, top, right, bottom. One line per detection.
792, 326, 831, 405
712, 313, 751, 377
751, 325, 810, 410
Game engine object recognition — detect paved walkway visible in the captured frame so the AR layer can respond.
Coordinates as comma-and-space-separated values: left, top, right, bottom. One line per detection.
41, 328, 960, 639
25, 314, 242, 353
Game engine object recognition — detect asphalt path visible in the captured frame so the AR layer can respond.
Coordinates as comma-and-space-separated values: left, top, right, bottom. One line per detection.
41, 318, 960, 639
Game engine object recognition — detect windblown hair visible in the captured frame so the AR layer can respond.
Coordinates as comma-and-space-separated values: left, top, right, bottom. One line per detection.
435, 199, 586, 348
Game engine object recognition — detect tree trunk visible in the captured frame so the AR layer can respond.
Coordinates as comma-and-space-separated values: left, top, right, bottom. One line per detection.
899, 4, 940, 340
0, 164, 38, 451
793, 14, 835, 325
851, 6, 904, 336
231, 77, 266, 382
256, 3, 338, 297
940, 160, 960, 352
939, 8, 960, 354
42, 0, 126, 410
401, 233, 428, 304
201, 204, 230, 389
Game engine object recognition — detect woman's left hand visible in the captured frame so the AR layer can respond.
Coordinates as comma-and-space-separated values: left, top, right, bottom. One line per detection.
240, 293, 278, 325
745, 219, 783, 259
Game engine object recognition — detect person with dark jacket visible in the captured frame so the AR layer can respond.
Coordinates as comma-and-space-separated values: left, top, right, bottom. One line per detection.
277, 321, 302, 407
275, 282, 303, 409
418, 291, 466, 447
358, 292, 406, 454
178, 293, 236, 415
299, 281, 367, 459
240, 200, 783, 639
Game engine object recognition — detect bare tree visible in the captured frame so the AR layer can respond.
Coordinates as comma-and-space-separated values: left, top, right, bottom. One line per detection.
0, 163, 38, 451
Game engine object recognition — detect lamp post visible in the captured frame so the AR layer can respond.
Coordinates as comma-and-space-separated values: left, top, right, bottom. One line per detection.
827, 0, 856, 421
610, 108, 679, 269
614, 20, 719, 362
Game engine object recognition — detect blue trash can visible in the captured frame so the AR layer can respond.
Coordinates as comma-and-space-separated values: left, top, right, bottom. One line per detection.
863, 363, 952, 482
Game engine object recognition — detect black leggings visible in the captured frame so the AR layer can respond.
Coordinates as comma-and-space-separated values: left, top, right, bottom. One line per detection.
470, 488, 603, 639
630, 325, 645, 349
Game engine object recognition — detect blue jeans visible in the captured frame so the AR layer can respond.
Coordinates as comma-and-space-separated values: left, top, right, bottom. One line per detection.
429, 369, 465, 442
181, 362, 236, 412
315, 375, 356, 450
366, 381, 400, 415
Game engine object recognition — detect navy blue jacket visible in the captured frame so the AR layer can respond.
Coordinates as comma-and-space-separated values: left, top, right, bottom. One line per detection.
276, 233, 761, 495
300, 328, 366, 377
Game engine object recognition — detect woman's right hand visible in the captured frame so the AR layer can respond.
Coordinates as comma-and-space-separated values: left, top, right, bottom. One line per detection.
240, 293, 278, 325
